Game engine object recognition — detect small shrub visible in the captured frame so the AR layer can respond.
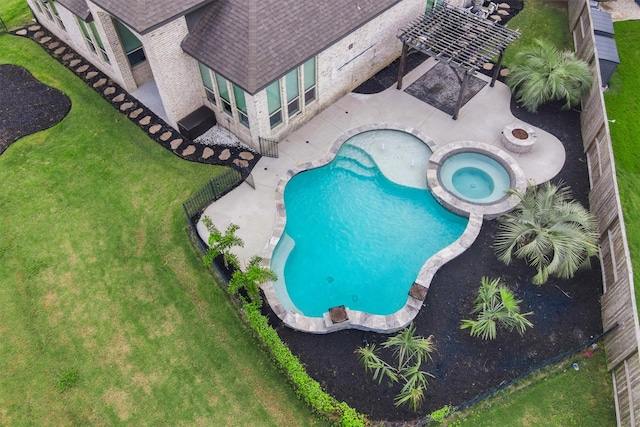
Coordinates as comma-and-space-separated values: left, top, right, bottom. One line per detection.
506, 39, 593, 112
356, 323, 435, 411
202, 216, 243, 269
429, 404, 455, 423
461, 277, 533, 340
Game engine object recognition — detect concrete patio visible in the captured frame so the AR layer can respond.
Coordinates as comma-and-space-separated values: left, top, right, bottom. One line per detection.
197, 56, 566, 332
198, 56, 565, 267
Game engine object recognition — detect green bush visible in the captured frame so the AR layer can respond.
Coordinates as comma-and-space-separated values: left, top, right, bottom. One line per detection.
242, 302, 368, 426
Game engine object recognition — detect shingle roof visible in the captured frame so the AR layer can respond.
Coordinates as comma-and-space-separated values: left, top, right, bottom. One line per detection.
182, 0, 404, 94
56, 0, 91, 20
91, 0, 212, 34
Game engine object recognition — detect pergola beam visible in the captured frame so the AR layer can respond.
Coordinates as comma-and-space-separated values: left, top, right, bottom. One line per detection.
396, 3, 519, 119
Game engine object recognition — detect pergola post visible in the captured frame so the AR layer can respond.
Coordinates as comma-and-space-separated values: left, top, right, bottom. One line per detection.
396, 43, 409, 90
452, 71, 471, 120
491, 49, 505, 87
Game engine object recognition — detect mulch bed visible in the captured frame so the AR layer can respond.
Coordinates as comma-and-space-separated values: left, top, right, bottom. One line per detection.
263, 2, 603, 423
0, 64, 70, 155
265, 99, 602, 423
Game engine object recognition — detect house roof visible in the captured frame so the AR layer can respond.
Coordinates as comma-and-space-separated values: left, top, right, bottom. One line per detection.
182, 0, 404, 94
91, 0, 213, 34
56, 0, 91, 20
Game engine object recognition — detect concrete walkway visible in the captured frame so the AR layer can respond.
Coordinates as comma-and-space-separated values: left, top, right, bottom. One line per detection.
199, 57, 566, 268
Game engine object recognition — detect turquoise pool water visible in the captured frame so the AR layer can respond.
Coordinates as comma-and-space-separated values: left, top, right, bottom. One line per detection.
439, 152, 511, 204
271, 130, 468, 317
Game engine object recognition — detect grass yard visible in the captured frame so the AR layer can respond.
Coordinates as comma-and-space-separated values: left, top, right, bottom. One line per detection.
0, 0, 33, 30
446, 349, 615, 426
503, 0, 573, 66
0, 33, 326, 426
604, 21, 640, 319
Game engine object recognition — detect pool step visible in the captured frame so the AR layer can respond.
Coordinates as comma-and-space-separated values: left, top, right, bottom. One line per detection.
334, 144, 377, 178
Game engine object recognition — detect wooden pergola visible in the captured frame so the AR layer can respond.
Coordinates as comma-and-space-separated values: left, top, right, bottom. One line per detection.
397, 4, 520, 119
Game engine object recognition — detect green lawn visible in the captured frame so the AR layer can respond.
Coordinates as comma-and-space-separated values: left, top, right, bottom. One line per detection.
0, 33, 326, 426
503, 0, 573, 66
604, 22, 640, 318
446, 349, 615, 426
1, 0, 33, 30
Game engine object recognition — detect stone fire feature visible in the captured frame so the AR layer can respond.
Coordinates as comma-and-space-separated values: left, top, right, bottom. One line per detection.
502, 122, 537, 153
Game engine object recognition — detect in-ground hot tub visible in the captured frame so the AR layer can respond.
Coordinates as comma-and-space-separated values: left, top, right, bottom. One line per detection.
427, 141, 528, 219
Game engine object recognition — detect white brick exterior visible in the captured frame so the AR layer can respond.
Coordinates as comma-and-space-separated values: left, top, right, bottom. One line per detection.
32, 0, 426, 149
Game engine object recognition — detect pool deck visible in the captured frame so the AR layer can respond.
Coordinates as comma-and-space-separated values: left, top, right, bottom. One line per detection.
198, 57, 566, 333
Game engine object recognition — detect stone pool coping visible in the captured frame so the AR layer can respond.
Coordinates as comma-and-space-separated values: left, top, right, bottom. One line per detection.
427, 140, 528, 219
260, 123, 485, 334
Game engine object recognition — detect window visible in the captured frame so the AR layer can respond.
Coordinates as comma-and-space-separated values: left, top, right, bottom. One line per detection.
266, 81, 282, 129
198, 62, 216, 105
89, 21, 109, 64
303, 57, 316, 104
114, 19, 146, 67
76, 16, 110, 64
198, 63, 250, 128
48, 1, 65, 30
285, 69, 300, 116
265, 57, 316, 129
233, 84, 249, 127
215, 74, 233, 115
39, 0, 65, 30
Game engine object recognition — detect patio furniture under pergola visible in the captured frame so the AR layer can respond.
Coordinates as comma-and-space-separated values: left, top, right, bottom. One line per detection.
397, 3, 520, 119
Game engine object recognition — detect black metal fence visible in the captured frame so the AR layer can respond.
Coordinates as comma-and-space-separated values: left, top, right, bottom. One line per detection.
183, 168, 244, 253
259, 137, 279, 158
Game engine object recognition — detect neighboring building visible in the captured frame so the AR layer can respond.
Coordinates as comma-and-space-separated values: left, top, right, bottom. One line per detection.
28, 0, 426, 148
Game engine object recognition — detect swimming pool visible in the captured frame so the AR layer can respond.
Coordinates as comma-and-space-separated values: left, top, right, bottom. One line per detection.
270, 129, 468, 318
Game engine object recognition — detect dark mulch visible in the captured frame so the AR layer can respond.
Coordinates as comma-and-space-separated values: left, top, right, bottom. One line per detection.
263, 2, 602, 422
265, 98, 601, 425
0, 64, 71, 155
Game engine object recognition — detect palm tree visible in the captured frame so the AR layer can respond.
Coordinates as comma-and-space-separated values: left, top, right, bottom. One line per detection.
506, 39, 593, 112
202, 216, 243, 269
461, 277, 533, 340
228, 256, 277, 307
356, 323, 435, 410
494, 182, 599, 285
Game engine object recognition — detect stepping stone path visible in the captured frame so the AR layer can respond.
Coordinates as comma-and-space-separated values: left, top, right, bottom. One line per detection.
483, 63, 494, 70
219, 149, 231, 160
498, 3, 510, 8
498, 9, 509, 15
182, 145, 196, 156
500, 68, 510, 77
233, 159, 249, 168
202, 147, 214, 159
129, 108, 143, 119
14, 25, 261, 174
490, 15, 502, 21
